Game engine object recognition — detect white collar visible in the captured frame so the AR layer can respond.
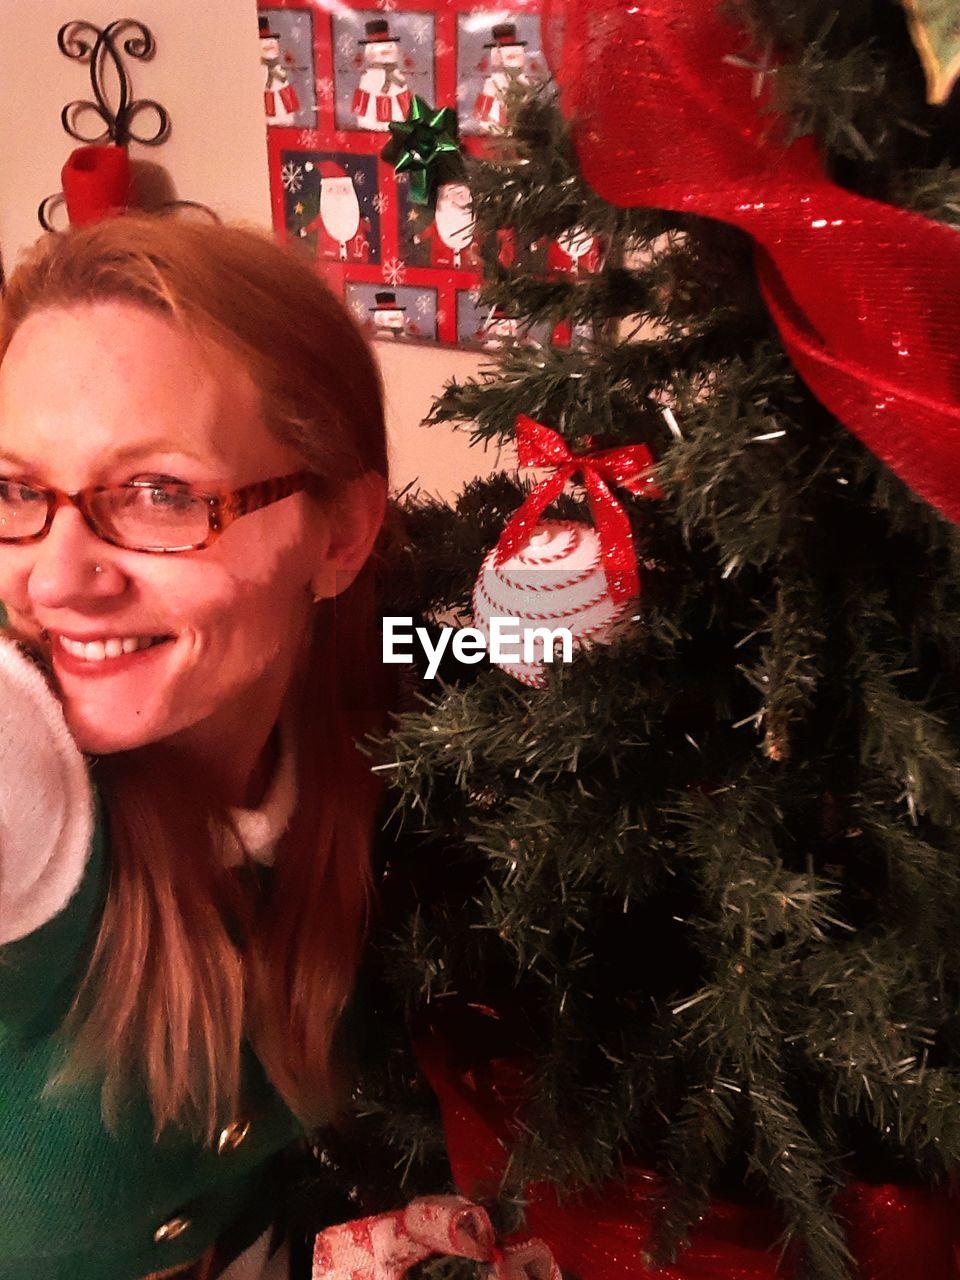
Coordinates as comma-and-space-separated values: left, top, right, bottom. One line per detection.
224, 717, 298, 867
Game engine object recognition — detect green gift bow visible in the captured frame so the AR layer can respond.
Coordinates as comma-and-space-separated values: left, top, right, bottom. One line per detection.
382, 97, 462, 205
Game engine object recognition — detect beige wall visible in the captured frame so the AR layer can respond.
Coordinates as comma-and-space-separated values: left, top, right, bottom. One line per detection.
0, 0, 504, 501
0, 0, 270, 267
376, 341, 515, 497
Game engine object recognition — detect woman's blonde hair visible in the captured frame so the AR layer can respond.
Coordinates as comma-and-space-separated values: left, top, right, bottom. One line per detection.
0, 215, 392, 1141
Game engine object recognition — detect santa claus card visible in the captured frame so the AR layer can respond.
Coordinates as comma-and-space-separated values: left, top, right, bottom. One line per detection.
259, 0, 603, 348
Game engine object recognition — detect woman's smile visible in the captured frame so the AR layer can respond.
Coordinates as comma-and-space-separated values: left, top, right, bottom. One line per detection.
50, 630, 175, 675
55, 632, 171, 661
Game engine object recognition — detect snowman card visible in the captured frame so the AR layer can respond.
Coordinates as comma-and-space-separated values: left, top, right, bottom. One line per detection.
456, 288, 554, 350
262, 0, 561, 348
455, 12, 548, 137
330, 10, 436, 133
259, 10, 318, 129
345, 282, 439, 342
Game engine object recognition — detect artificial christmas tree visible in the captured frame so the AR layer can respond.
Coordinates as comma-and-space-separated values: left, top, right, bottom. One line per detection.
304, 2, 960, 1277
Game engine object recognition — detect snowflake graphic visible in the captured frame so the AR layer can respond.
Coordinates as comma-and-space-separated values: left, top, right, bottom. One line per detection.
383, 256, 407, 286
353, 169, 367, 187
411, 16, 432, 45
374, 0, 398, 11
468, 287, 482, 304
315, 76, 335, 106
337, 32, 355, 58
297, 129, 320, 148
415, 293, 433, 317
281, 161, 303, 194
371, 192, 386, 213
349, 297, 367, 321
435, 39, 451, 57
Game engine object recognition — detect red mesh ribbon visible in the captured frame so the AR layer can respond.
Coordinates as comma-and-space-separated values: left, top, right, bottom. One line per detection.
312, 1196, 560, 1280
496, 414, 661, 602
416, 1039, 960, 1280
542, 0, 960, 523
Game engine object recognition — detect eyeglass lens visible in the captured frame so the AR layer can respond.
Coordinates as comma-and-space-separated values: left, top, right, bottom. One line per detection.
0, 481, 48, 538
0, 480, 211, 550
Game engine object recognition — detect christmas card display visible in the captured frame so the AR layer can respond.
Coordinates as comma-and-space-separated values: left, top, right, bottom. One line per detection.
260, 1, 599, 348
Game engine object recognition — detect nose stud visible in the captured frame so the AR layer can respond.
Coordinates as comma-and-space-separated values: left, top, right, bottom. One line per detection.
94, 564, 104, 575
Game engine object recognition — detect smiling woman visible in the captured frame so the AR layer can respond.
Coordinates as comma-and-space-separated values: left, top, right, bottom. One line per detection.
0, 217, 393, 1280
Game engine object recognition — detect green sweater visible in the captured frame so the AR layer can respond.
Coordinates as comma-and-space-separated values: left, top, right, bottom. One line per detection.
0, 804, 303, 1280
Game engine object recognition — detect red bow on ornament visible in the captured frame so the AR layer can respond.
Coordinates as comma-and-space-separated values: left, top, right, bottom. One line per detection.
312, 1195, 560, 1280
496, 415, 661, 603
544, 0, 960, 524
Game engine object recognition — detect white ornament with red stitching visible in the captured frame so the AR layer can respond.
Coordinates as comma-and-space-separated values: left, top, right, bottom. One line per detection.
471, 415, 662, 687
473, 520, 632, 687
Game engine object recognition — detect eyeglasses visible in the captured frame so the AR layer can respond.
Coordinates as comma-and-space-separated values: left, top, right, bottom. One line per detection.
0, 471, 325, 553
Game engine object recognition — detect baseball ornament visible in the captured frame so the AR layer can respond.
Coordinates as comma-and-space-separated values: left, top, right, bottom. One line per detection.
472, 520, 633, 687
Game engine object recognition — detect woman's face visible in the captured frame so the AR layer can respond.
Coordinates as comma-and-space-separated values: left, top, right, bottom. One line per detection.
0, 301, 336, 766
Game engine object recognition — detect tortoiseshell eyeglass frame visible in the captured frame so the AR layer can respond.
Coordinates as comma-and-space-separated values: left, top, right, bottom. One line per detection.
0, 470, 326, 553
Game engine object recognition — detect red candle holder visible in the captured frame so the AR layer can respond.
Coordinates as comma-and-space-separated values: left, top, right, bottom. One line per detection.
61, 144, 132, 227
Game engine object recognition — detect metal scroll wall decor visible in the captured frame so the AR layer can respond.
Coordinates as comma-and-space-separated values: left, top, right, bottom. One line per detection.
57, 18, 169, 148
38, 19, 214, 230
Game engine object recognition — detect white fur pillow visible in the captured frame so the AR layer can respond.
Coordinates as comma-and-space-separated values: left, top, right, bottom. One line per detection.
0, 635, 94, 945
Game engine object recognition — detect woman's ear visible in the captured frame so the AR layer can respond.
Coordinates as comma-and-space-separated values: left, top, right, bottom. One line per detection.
310, 470, 388, 602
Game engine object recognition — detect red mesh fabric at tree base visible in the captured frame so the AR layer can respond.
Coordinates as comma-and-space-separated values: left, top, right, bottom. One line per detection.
415, 1039, 960, 1280
541, 0, 960, 525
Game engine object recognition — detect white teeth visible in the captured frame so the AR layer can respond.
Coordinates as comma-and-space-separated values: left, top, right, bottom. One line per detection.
59, 635, 163, 662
